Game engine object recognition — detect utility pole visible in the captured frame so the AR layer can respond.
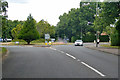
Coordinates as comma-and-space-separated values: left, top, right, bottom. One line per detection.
95, 2, 100, 47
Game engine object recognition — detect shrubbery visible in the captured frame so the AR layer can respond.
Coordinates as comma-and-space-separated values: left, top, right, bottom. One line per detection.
31, 39, 45, 43
99, 35, 109, 42
111, 31, 119, 46
83, 35, 95, 42
12, 39, 26, 42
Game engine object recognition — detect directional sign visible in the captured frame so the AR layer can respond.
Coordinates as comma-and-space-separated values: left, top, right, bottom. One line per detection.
45, 34, 50, 39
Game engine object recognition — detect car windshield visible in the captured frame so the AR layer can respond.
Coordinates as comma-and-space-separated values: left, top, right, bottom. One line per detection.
76, 40, 82, 42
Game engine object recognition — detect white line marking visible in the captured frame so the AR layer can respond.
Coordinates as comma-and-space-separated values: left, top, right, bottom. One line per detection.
77, 59, 81, 61
81, 62, 106, 77
66, 53, 76, 60
60, 51, 65, 53
49, 47, 56, 50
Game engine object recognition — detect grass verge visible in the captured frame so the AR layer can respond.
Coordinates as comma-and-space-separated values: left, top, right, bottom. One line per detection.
100, 44, 120, 49
2, 47, 7, 57
0, 47, 7, 58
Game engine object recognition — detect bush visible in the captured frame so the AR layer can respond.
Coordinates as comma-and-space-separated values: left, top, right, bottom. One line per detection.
111, 31, 119, 46
12, 39, 26, 42
83, 34, 95, 42
99, 35, 109, 42
31, 38, 45, 43
71, 36, 77, 42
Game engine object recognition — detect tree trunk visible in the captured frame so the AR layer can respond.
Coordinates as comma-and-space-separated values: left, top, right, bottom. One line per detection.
27, 41, 30, 45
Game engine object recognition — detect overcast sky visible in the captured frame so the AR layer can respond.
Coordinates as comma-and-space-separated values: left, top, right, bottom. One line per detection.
6, 0, 81, 26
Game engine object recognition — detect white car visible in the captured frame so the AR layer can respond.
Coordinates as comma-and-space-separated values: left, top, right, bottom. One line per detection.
75, 40, 83, 46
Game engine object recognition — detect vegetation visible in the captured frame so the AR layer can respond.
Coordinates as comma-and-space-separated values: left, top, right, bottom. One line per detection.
2, 47, 7, 57
36, 20, 55, 38
0, 0, 119, 46
56, 1, 120, 46
11, 24, 23, 39
18, 14, 40, 44
100, 44, 120, 49
0, 0, 8, 40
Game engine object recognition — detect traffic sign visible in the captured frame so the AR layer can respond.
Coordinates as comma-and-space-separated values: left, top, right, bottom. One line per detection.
45, 34, 50, 39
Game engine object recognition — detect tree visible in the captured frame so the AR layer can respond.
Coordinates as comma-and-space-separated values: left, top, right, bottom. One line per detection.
36, 20, 55, 38
56, 2, 96, 42
11, 24, 23, 39
18, 14, 40, 44
98, 1, 120, 46
0, 0, 8, 40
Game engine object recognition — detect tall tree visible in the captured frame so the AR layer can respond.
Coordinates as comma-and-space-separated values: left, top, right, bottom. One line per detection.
56, 2, 96, 42
36, 20, 55, 38
0, 0, 8, 40
18, 14, 40, 44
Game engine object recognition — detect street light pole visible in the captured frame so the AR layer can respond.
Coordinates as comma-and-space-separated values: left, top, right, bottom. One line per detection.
81, 26, 82, 40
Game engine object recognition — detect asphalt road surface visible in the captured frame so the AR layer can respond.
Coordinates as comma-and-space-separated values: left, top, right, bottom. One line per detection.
2, 45, 118, 78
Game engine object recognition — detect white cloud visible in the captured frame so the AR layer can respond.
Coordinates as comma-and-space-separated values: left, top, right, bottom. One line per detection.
7, 0, 81, 26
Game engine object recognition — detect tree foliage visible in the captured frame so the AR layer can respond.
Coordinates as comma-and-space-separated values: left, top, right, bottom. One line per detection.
36, 20, 55, 38
0, 0, 8, 39
56, 2, 96, 42
11, 24, 23, 39
18, 14, 40, 44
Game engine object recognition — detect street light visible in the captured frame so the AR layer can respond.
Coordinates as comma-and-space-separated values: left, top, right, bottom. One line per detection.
81, 26, 82, 40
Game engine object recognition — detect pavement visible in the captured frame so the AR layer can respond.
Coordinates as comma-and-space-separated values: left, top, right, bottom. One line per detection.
84, 43, 119, 56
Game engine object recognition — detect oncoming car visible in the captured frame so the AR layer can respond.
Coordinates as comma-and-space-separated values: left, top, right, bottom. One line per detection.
74, 40, 83, 46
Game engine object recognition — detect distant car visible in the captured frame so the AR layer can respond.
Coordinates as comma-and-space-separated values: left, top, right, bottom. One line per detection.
75, 40, 83, 46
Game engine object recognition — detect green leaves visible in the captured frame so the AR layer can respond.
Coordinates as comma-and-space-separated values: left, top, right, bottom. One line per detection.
18, 14, 40, 44
11, 24, 23, 39
57, 2, 96, 42
36, 20, 55, 38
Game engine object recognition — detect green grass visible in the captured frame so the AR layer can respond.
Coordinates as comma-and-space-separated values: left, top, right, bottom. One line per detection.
1, 47, 7, 57
100, 44, 120, 49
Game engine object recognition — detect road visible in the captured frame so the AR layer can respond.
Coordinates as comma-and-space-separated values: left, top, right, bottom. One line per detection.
2, 45, 118, 78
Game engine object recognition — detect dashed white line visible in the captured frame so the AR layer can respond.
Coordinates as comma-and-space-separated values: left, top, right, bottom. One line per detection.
48, 47, 106, 77
60, 51, 65, 53
49, 47, 56, 50
66, 53, 76, 60
81, 62, 106, 77
77, 59, 81, 61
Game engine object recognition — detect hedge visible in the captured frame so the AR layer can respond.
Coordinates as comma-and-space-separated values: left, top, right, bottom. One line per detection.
111, 31, 120, 46
99, 35, 109, 42
82, 34, 95, 42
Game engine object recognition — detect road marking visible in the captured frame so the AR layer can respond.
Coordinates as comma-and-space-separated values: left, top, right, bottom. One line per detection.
81, 62, 106, 77
66, 53, 76, 60
60, 51, 65, 53
77, 59, 81, 61
49, 47, 76, 60
49, 47, 56, 50
48, 47, 106, 77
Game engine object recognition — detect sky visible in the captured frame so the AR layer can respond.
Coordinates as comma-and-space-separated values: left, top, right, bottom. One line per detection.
6, 0, 81, 26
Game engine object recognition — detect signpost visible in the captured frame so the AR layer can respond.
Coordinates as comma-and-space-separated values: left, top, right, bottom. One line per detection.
45, 34, 50, 45
45, 34, 50, 40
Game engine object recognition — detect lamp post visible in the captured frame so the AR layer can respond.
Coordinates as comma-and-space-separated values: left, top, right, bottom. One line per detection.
81, 26, 82, 40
